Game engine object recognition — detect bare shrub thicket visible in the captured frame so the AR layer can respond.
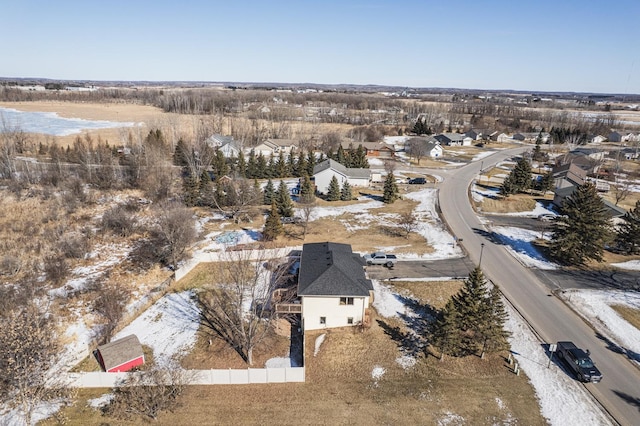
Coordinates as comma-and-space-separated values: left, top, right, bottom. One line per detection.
101, 204, 138, 237
0, 302, 72, 426
129, 201, 196, 270
102, 364, 190, 422
44, 256, 69, 284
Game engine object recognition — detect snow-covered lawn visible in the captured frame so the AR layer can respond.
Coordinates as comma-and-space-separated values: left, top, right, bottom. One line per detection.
491, 226, 559, 270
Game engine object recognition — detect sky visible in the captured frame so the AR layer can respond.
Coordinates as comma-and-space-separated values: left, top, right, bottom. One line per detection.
1, 0, 639, 94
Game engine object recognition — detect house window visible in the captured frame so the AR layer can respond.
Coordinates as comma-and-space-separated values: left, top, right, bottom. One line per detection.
320, 316, 326, 325
340, 297, 354, 305
347, 317, 354, 325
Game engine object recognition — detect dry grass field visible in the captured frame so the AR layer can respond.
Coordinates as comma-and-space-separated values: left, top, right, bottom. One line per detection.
48, 279, 546, 426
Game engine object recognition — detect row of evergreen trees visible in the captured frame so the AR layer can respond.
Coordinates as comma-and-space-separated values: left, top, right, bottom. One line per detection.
500, 156, 553, 196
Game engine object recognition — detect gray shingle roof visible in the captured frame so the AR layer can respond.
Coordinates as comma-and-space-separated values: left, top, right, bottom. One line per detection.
298, 242, 372, 297
97, 334, 144, 371
312, 159, 371, 179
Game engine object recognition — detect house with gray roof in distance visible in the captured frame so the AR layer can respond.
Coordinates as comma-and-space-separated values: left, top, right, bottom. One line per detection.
512, 132, 550, 143
205, 134, 241, 158
251, 138, 299, 157
312, 158, 371, 194
296, 242, 373, 331
434, 133, 473, 146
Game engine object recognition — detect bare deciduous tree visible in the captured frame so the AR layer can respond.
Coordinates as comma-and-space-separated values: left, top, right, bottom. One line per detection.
94, 283, 129, 343
153, 202, 197, 270
398, 212, 418, 238
405, 137, 429, 165
195, 249, 291, 365
613, 181, 632, 206
0, 302, 72, 425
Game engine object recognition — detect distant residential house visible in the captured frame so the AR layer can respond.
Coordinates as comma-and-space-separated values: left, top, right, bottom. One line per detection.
465, 129, 495, 141
296, 242, 373, 331
620, 147, 640, 160
340, 141, 395, 158
512, 132, 550, 143
252, 138, 299, 157
434, 133, 471, 146
406, 136, 443, 158
551, 162, 620, 217
251, 140, 279, 157
313, 159, 371, 194
95, 334, 145, 373
206, 134, 241, 159
608, 131, 622, 142
590, 135, 607, 144
622, 133, 639, 143
496, 133, 513, 143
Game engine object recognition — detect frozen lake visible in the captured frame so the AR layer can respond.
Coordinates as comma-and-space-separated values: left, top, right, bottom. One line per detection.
0, 107, 137, 136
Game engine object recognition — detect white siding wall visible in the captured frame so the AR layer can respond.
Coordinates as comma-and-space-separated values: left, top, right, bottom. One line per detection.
314, 169, 345, 194
347, 177, 370, 189
302, 296, 369, 331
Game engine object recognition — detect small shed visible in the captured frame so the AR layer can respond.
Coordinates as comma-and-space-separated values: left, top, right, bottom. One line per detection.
96, 334, 145, 373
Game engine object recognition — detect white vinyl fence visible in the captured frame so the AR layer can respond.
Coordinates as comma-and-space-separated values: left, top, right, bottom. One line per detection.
65, 367, 305, 388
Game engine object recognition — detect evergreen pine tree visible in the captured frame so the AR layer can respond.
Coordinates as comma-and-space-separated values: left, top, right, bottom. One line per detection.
251, 179, 261, 206
295, 152, 307, 178
262, 202, 283, 241
327, 176, 341, 201
263, 179, 275, 205
276, 180, 294, 217
173, 138, 189, 166
500, 174, 518, 197
287, 152, 297, 177
212, 149, 229, 178
182, 171, 200, 207
479, 286, 510, 357
535, 170, 554, 193
266, 155, 276, 179
246, 150, 257, 179
340, 180, 353, 201
336, 145, 347, 166
353, 144, 369, 168
432, 299, 461, 360
306, 150, 317, 176
450, 267, 489, 355
198, 170, 214, 207
256, 152, 268, 178
616, 200, 640, 254
275, 151, 288, 178
299, 175, 315, 204
235, 151, 247, 178
383, 172, 399, 204
511, 157, 532, 192
549, 183, 612, 265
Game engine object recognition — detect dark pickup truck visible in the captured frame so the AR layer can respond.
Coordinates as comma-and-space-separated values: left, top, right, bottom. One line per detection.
556, 341, 603, 383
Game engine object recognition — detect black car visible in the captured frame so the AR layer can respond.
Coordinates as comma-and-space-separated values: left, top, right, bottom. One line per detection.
408, 177, 427, 184
556, 341, 603, 383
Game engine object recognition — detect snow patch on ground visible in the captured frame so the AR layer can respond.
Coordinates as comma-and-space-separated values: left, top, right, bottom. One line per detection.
396, 355, 417, 369
314, 334, 326, 356
611, 259, 640, 270
437, 412, 465, 425
491, 226, 558, 270
114, 291, 200, 366
371, 366, 386, 380
265, 357, 291, 368
87, 393, 115, 409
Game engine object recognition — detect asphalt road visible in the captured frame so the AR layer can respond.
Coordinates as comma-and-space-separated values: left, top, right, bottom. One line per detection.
364, 257, 476, 281
436, 147, 640, 426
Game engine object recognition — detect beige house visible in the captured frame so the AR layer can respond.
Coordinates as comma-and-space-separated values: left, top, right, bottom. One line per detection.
296, 242, 373, 331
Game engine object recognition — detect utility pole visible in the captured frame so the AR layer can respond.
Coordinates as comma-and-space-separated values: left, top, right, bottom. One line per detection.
479, 243, 485, 267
